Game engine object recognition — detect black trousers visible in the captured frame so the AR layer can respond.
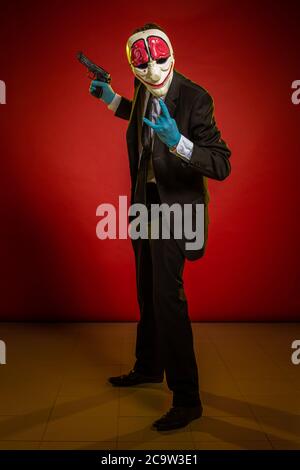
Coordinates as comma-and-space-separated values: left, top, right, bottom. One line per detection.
131, 182, 201, 408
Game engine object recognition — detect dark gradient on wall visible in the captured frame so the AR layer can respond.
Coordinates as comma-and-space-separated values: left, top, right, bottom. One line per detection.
0, 0, 299, 320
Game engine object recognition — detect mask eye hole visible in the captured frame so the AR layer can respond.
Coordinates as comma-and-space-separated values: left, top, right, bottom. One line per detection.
156, 57, 168, 64
136, 62, 148, 69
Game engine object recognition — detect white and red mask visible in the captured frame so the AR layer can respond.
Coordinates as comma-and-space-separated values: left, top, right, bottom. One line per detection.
126, 29, 175, 98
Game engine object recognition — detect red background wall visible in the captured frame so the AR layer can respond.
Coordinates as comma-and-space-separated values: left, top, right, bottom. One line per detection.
0, 0, 299, 321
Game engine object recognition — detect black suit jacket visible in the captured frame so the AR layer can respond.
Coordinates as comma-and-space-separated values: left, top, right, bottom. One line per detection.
114, 69, 231, 260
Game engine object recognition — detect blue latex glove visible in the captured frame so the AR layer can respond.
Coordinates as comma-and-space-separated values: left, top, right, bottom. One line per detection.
143, 98, 181, 148
89, 80, 116, 105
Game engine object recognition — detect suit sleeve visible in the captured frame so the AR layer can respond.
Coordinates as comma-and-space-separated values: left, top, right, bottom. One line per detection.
113, 77, 141, 121
184, 91, 231, 181
113, 96, 133, 121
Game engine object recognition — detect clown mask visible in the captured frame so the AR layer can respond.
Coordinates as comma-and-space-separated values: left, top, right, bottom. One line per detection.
126, 28, 175, 98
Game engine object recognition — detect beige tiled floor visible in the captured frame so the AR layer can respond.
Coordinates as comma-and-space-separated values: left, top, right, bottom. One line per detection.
0, 322, 299, 450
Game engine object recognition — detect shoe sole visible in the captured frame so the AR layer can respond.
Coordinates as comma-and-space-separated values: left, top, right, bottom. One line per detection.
152, 413, 202, 431
108, 378, 164, 387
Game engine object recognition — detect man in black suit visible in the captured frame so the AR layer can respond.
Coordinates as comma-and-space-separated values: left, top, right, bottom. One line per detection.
89, 23, 231, 431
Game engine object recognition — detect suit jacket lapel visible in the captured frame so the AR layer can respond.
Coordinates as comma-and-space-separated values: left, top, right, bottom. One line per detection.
153, 69, 181, 156
164, 69, 181, 117
136, 84, 147, 155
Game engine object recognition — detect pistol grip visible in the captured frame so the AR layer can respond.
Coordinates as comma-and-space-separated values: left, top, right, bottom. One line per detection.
93, 85, 103, 99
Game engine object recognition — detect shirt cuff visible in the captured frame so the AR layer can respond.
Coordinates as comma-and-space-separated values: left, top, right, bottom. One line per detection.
107, 93, 122, 112
169, 134, 194, 161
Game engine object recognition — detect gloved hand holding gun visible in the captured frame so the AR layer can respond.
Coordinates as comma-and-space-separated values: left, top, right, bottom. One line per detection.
77, 51, 116, 105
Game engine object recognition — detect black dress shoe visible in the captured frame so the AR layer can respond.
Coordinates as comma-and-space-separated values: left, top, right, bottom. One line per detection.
108, 369, 164, 387
152, 405, 203, 431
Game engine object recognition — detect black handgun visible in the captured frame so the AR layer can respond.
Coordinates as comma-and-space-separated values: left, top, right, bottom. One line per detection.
77, 51, 111, 99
